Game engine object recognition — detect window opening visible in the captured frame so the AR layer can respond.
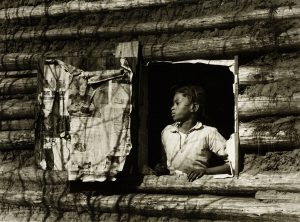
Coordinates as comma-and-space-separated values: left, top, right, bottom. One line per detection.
138, 59, 239, 175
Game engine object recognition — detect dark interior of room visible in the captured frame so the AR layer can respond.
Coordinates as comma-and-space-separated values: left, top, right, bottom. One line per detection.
146, 62, 235, 168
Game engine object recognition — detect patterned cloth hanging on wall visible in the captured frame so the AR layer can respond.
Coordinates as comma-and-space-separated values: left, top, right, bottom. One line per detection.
38, 59, 133, 182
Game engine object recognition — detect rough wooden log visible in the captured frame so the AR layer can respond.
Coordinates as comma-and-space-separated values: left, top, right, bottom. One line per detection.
0, 0, 196, 21
238, 93, 300, 119
0, 94, 36, 100
0, 166, 299, 194
1, 5, 300, 42
1, 208, 228, 222
0, 77, 37, 95
0, 208, 132, 222
32, 25, 298, 60
239, 65, 300, 85
0, 70, 38, 77
0, 99, 35, 119
0, 190, 299, 221
255, 190, 300, 203
141, 27, 300, 60
0, 119, 34, 131
0, 58, 297, 90
0, 166, 67, 185
139, 172, 300, 194
0, 53, 114, 70
0, 130, 34, 150
239, 116, 300, 148
239, 53, 300, 85
0, 54, 40, 71
1, 26, 300, 62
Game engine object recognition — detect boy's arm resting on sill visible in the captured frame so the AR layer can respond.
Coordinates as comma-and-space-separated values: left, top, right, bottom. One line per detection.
187, 163, 231, 182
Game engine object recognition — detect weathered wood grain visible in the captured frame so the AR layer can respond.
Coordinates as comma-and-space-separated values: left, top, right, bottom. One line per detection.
0, 130, 34, 150
138, 172, 300, 194
0, 53, 40, 71
0, 119, 34, 131
141, 27, 300, 60
1, 6, 299, 41
1, 166, 299, 194
255, 190, 300, 203
239, 116, 300, 148
0, 166, 67, 186
1, 26, 300, 63
239, 65, 300, 85
0, 189, 299, 221
0, 99, 35, 119
0, 77, 37, 95
0, 0, 196, 21
0, 70, 38, 77
238, 93, 300, 119
0, 208, 235, 222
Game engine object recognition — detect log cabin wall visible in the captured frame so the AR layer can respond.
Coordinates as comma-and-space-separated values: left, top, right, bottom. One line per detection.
0, 0, 299, 221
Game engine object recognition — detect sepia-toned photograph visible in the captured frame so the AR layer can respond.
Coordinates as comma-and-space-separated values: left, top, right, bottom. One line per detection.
0, 0, 299, 221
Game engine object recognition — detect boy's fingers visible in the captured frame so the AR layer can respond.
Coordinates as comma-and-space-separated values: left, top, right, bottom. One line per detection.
197, 171, 204, 179
188, 171, 197, 182
188, 170, 204, 182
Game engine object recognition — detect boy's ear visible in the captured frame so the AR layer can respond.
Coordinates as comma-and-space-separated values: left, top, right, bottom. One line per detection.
191, 103, 200, 113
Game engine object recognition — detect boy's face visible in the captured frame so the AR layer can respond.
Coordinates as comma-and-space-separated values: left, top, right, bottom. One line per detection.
171, 93, 193, 122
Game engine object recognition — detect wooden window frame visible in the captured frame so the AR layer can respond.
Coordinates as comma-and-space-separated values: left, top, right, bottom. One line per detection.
137, 57, 240, 176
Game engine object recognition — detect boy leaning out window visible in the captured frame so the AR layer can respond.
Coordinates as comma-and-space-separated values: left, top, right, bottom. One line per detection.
154, 85, 233, 182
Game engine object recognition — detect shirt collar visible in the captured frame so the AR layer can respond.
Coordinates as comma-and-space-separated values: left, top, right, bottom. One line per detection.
170, 121, 203, 133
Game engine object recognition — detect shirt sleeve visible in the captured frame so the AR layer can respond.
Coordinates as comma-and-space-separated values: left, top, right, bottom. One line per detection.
208, 128, 229, 162
161, 127, 167, 148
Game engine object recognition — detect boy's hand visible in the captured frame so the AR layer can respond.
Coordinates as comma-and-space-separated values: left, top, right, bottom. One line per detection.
187, 169, 206, 182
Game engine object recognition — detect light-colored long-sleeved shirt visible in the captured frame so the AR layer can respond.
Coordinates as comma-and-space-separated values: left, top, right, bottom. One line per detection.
161, 122, 230, 173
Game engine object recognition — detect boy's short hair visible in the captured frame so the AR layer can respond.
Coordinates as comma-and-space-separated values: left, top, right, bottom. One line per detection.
174, 85, 206, 106
174, 85, 206, 119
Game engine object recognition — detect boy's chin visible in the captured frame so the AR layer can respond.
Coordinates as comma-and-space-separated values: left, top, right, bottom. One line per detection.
172, 117, 179, 122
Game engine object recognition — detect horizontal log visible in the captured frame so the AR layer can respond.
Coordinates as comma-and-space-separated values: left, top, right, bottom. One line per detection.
0, 94, 36, 100
1, 208, 232, 222
238, 93, 300, 119
0, 190, 299, 221
0, 52, 114, 70
141, 27, 300, 60
1, 5, 300, 42
0, 70, 38, 77
239, 64, 300, 85
0, 56, 297, 104
1, 166, 299, 194
0, 77, 37, 95
0, 166, 67, 185
0, 0, 195, 21
139, 172, 300, 194
0, 53, 40, 71
1, 26, 300, 62
0, 167, 299, 220
0, 99, 35, 119
0, 130, 34, 150
0, 119, 34, 131
255, 190, 300, 203
239, 116, 300, 148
